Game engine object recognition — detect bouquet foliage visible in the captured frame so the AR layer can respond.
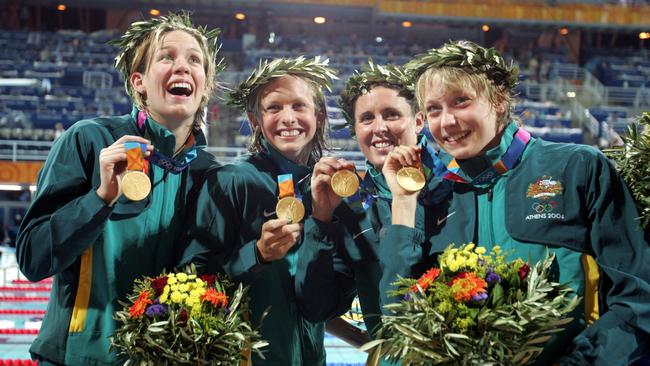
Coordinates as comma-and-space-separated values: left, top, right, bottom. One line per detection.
362, 244, 578, 366
604, 112, 650, 230
112, 265, 267, 365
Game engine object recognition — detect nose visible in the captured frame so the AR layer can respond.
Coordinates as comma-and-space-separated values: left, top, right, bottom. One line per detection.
279, 106, 297, 125
173, 58, 190, 74
372, 116, 388, 134
441, 109, 457, 127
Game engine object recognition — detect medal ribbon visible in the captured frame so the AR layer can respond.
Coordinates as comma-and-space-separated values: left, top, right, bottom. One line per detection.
137, 110, 197, 174
124, 142, 148, 175
443, 127, 531, 184
277, 173, 302, 201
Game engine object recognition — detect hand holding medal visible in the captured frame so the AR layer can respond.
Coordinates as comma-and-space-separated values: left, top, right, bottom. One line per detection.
275, 173, 305, 224
96, 135, 152, 206
310, 157, 357, 223
121, 141, 152, 201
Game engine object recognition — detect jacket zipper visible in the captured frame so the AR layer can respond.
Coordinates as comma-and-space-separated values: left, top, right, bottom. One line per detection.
487, 187, 495, 245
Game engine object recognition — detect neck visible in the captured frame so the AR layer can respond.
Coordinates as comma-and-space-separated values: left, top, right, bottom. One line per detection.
148, 110, 194, 152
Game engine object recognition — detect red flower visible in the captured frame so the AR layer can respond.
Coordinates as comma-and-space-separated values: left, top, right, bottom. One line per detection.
518, 264, 530, 280
177, 308, 188, 326
199, 274, 217, 286
203, 288, 229, 308
450, 272, 488, 303
150, 277, 167, 297
129, 291, 152, 318
410, 267, 441, 292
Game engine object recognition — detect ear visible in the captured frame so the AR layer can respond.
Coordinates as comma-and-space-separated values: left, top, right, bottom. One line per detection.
247, 112, 259, 130
130, 72, 146, 95
414, 111, 426, 134
495, 101, 506, 116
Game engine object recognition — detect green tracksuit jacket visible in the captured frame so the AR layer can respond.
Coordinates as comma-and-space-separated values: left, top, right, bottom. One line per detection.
15, 107, 219, 365
379, 122, 650, 365
179, 140, 326, 366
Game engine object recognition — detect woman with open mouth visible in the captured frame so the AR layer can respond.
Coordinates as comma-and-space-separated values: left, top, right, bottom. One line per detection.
16, 12, 223, 365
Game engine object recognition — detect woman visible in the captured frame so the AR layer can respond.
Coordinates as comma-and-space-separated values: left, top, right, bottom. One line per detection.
380, 40, 650, 365
294, 62, 449, 356
179, 56, 336, 366
15, 13, 223, 365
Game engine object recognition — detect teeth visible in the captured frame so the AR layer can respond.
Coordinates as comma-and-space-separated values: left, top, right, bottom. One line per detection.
280, 130, 300, 137
168, 82, 192, 92
373, 141, 392, 148
445, 131, 469, 142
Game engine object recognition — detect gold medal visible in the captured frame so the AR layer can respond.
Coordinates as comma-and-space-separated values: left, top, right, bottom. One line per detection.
396, 166, 426, 192
331, 169, 359, 198
275, 196, 305, 223
121, 171, 151, 201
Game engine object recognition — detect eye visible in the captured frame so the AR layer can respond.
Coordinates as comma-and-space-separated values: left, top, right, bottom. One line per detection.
357, 113, 374, 124
384, 110, 401, 121
455, 96, 471, 106
293, 102, 306, 110
159, 53, 173, 61
189, 55, 202, 64
265, 104, 280, 113
426, 105, 441, 117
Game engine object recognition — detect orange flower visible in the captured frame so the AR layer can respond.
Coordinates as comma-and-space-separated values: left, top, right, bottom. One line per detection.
129, 290, 153, 318
203, 288, 229, 308
410, 267, 441, 292
450, 272, 488, 303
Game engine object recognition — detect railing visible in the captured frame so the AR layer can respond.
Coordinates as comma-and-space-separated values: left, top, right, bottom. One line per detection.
0, 140, 369, 169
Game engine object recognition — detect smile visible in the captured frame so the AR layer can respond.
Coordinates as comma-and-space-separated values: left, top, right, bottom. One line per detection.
167, 82, 193, 97
444, 131, 470, 142
372, 140, 393, 148
278, 129, 302, 137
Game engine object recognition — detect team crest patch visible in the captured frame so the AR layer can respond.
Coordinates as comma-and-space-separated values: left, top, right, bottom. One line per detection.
525, 175, 565, 220
526, 175, 563, 200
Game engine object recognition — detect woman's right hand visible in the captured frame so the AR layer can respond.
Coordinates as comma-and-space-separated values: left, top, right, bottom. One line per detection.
96, 135, 152, 205
256, 219, 303, 263
311, 157, 356, 222
382, 145, 421, 227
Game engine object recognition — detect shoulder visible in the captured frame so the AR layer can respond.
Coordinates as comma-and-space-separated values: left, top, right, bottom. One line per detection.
57, 114, 132, 144
529, 139, 609, 167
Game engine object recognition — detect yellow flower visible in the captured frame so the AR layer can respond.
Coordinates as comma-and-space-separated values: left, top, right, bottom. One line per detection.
187, 274, 197, 280
160, 285, 170, 303
178, 283, 190, 293
170, 284, 178, 292
167, 275, 177, 285
493, 246, 501, 254
474, 247, 486, 255
176, 273, 188, 283
170, 291, 183, 303
465, 243, 475, 251
195, 279, 205, 288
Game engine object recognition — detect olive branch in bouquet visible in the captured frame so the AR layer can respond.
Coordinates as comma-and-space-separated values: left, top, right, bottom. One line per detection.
604, 112, 650, 230
112, 264, 268, 365
361, 245, 579, 366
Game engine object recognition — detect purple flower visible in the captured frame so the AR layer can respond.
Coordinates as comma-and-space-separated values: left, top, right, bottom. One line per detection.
486, 271, 501, 284
471, 292, 488, 302
403, 293, 412, 301
145, 303, 168, 318
478, 258, 485, 266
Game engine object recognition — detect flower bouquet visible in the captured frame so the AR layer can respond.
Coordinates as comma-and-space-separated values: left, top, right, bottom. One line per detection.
362, 244, 578, 366
112, 265, 267, 365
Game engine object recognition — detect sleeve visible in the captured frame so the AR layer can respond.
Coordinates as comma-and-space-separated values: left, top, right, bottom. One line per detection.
16, 126, 113, 281
179, 169, 271, 280
377, 224, 426, 312
294, 216, 356, 322
560, 152, 650, 365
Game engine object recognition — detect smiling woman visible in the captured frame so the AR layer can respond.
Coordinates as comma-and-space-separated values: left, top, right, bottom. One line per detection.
180, 56, 338, 366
